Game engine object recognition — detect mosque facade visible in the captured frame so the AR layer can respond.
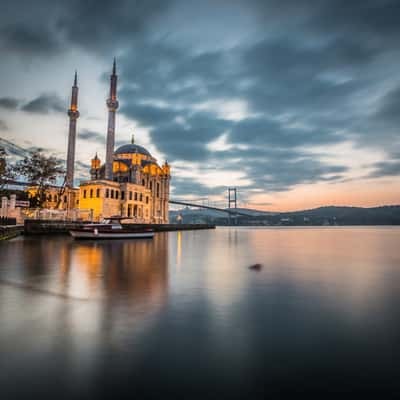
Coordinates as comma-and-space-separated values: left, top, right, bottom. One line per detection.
41, 60, 171, 223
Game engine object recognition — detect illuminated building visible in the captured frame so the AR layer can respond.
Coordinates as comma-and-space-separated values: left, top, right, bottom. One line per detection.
70, 60, 170, 222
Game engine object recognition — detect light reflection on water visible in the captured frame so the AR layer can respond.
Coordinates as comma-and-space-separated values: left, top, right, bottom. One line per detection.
1, 227, 400, 397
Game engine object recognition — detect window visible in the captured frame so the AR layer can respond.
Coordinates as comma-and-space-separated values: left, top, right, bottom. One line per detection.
133, 205, 137, 216
106, 189, 109, 198
146, 196, 149, 204
116, 191, 119, 199
129, 191, 132, 200
64, 196, 67, 203
127, 204, 132, 217
96, 188, 100, 198
140, 193, 143, 202
90, 189, 93, 198
134, 192, 138, 201
121, 191, 125, 200
156, 183, 160, 198
111, 190, 114, 199
83, 190, 87, 199
150, 181, 153, 191
142, 179, 145, 186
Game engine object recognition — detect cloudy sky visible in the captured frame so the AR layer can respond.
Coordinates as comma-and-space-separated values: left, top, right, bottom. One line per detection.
0, 0, 399, 211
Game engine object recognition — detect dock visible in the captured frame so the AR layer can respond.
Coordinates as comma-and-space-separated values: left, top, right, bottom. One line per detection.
23, 219, 215, 235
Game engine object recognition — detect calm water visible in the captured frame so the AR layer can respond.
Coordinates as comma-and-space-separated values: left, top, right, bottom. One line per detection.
1, 227, 400, 398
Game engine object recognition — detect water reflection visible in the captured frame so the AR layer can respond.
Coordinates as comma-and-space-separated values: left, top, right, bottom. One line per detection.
1, 228, 400, 397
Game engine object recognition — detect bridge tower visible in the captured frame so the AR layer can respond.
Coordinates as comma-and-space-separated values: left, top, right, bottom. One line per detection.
228, 187, 237, 209
228, 187, 238, 226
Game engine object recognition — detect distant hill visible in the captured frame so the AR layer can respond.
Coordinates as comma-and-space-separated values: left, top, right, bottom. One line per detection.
279, 205, 400, 225
170, 205, 400, 225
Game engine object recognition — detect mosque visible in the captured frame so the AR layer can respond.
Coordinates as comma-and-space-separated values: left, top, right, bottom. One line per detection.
40, 60, 171, 223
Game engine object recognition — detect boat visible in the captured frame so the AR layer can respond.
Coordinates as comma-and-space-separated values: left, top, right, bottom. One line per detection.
69, 217, 155, 240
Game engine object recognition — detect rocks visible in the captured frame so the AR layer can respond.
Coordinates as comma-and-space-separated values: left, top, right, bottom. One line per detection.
248, 263, 263, 271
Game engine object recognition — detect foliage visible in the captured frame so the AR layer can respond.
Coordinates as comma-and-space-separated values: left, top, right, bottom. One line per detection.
15, 149, 65, 207
0, 146, 16, 192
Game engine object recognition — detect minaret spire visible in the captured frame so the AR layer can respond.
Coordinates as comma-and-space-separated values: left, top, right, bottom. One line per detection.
105, 58, 119, 180
66, 71, 80, 188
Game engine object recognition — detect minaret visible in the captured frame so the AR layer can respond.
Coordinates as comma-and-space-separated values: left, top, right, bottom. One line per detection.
66, 71, 80, 187
105, 58, 119, 180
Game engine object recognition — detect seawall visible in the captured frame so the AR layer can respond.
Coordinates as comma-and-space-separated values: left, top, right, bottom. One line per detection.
0, 225, 24, 240
24, 219, 215, 235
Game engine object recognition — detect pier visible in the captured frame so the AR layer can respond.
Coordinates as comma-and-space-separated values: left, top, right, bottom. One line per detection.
23, 219, 215, 235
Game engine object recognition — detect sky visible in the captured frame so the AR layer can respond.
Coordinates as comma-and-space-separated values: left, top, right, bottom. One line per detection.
0, 0, 399, 211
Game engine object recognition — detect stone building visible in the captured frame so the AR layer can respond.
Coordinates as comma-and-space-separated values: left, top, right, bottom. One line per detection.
61, 59, 170, 222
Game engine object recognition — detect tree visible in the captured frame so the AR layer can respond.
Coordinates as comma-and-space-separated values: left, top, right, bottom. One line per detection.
15, 149, 65, 207
0, 146, 15, 192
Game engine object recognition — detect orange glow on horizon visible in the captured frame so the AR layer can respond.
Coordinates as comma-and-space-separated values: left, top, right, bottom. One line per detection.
247, 177, 400, 212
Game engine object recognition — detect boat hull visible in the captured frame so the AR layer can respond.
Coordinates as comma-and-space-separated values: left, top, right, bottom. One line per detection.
69, 230, 155, 240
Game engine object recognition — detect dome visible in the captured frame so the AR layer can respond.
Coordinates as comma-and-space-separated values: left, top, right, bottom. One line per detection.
114, 144, 152, 157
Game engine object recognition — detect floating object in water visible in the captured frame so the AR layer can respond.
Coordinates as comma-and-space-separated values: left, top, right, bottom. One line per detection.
249, 263, 263, 271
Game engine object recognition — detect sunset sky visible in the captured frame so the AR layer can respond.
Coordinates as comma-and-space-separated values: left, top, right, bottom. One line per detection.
0, 0, 399, 211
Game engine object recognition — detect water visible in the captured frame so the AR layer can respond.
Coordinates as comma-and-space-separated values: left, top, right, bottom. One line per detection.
1, 227, 400, 398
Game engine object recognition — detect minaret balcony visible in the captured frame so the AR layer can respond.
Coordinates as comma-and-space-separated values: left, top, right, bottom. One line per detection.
107, 98, 119, 110
68, 109, 80, 118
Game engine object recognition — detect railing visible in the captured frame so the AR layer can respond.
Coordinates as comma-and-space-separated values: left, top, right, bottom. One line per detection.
20, 208, 94, 222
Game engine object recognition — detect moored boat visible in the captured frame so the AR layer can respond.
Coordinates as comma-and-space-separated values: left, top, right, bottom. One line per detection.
69, 217, 154, 240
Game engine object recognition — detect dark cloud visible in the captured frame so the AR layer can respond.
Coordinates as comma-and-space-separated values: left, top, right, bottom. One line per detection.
0, 97, 20, 110
3, 0, 400, 197
0, 24, 62, 55
234, 150, 348, 192
375, 86, 400, 126
229, 117, 344, 148
21, 93, 65, 114
78, 129, 105, 144
121, 102, 179, 127
0, 0, 174, 56
171, 177, 226, 198
369, 161, 400, 178
0, 120, 8, 131
368, 152, 400, 178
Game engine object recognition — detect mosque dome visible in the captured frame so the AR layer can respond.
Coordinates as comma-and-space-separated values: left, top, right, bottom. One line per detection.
114, 143, 152, 157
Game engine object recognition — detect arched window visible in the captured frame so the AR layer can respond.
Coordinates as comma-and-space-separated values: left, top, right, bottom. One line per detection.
96, 189, 100, 198
90, 189, 93, 198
